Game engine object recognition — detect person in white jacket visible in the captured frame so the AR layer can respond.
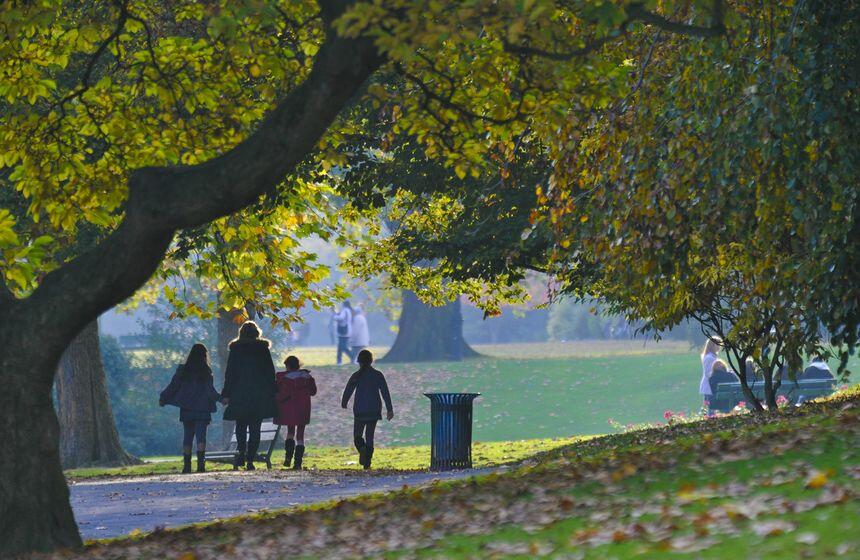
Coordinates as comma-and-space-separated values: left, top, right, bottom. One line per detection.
332, 301, 353, 365
350, 306, 370, 363
699, 336, 722, 409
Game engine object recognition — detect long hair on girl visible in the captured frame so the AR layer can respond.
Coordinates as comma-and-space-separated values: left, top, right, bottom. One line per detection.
701, 336, 722, 357
182, 343, 213, 381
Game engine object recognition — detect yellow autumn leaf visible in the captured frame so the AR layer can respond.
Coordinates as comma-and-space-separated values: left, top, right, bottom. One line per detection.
804, 470, 829, 489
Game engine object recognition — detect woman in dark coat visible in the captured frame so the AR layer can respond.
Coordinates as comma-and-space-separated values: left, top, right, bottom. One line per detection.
341, 350, 394, 469
159, 343, 221, 473
221, 321, 277, 470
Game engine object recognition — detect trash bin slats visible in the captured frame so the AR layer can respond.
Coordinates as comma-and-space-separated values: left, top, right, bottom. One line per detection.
424, 392, 480, 471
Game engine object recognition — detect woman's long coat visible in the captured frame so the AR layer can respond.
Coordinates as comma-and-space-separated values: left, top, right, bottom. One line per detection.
221, 338, 277, 421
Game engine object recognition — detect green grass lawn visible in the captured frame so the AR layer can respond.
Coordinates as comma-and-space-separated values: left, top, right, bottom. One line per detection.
66, 436, 588, 479
56, 387, 860, 559
253, 340, 857, 447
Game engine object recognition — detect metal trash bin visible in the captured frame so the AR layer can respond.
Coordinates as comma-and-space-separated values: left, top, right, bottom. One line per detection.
424, 392, 480, 471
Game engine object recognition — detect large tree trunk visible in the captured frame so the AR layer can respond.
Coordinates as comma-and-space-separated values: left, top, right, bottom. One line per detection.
381, 291, 478, 363
1, 356, 81, 553
56, 321, 138, 469
0, 4, 383, 553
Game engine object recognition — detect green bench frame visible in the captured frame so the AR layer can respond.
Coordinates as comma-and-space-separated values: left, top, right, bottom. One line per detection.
711, 378, 835, 413
205, 420, 282, 470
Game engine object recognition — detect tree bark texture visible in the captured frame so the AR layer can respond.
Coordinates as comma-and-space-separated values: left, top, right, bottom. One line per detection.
381, 291, 478, 363
0, 3, 384, 554
56, 321, 138, 469
216, 309, 245, 448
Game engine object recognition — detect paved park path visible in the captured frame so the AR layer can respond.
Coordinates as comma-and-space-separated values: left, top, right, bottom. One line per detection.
70, 468, 497, 540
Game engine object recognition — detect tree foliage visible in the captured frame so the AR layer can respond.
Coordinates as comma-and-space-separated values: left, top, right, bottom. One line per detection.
544, 0, 858, 407
0, 1, 364, 322
7, 0, 827, 551
333, 1, 857, 409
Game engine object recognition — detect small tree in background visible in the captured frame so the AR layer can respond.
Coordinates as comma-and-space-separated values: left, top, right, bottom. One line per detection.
543, 0, 857, 410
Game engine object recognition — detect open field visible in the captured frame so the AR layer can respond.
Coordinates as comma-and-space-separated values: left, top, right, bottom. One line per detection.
46, 387, 860, 559
289, 340, 696, 365
239, 340, 857, 448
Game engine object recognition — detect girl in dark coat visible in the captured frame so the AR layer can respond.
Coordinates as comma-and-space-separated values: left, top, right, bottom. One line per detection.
274, 355, 317, 470
159, 343, 220, 473
341, 350, 394, 469
221, 321, 277, 470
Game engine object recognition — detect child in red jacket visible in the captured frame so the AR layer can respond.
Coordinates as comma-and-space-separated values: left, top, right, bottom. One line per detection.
275, 355, 317, 469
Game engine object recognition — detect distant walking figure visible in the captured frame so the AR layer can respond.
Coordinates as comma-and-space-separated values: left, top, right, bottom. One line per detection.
341, 350, 394, 469
221, 321, 277, 470
275, 355, 317, 470
332, 300, 353, 365
350, 305, 370, 363
699, 336, 722, 410
159, 343, 221, 473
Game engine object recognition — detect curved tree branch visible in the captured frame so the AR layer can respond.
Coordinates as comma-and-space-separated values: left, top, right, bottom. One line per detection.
502, 33, 621, 61
13, 0, 385, 377
626, 1, 725, 38
504, 0, 725, 61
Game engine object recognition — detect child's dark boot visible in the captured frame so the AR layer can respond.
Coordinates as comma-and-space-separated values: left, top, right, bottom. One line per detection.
293, 445, 305, 470
284, 438, 296, 468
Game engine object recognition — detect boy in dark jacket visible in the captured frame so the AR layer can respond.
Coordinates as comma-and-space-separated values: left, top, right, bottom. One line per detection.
341, 350, 394, 469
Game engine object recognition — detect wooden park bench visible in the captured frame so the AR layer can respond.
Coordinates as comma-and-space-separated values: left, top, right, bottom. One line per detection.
205, 420, 282, 470
710, 378, 836, 413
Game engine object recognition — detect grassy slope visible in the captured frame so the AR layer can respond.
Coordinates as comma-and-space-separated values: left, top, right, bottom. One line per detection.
46, 388, 860, 559
66, 436, 587, 479
409, 414, 858, 559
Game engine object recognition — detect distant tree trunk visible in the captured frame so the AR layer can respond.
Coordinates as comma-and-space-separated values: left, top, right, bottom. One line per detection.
216, 309, 244, 448
55, 321, 138, 469
381, 290, 478, 363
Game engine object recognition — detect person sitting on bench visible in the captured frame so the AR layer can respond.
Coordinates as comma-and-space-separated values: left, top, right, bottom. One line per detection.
743, 357, 760, 384
708, 359, 737, 399
800, 355, 835, 380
